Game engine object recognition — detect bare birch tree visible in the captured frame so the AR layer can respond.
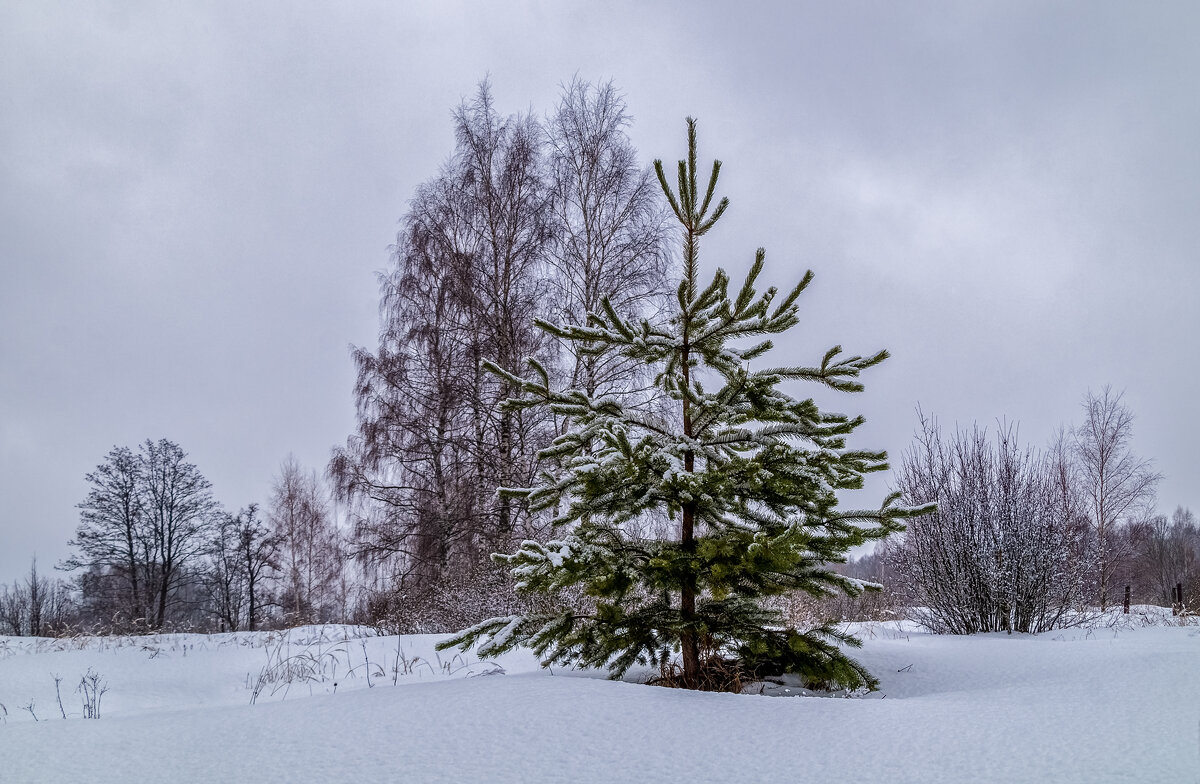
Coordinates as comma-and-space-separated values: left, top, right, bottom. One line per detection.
269, 456, 340, 623
331, 79, 671, 622
332, 80, 558, 588
1073, 387, 1161, 608
545, 78, 669, 402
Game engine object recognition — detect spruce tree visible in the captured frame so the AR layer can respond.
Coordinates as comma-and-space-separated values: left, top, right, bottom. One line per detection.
441, 119, 926, 690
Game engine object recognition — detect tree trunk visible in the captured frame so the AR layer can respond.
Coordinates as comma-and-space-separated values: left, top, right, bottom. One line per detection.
155, 560, 171, 630
247, 571, 257, 632
680, 503, 700, 686
679, 294, 700, 687
126, 537, 143, 624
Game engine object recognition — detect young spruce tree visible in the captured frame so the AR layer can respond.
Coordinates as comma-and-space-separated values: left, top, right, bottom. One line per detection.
441, 119, 926, 690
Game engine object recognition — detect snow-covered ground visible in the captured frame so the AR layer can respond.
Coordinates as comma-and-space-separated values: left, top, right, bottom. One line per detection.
1, 612, 1197, 783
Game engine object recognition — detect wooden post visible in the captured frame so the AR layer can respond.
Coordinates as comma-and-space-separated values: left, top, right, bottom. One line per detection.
1123, 585, 1130, 614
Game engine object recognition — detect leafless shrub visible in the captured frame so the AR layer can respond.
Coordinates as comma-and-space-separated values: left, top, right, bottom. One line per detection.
359, 559, 583, 635
890, 413, 1090, 634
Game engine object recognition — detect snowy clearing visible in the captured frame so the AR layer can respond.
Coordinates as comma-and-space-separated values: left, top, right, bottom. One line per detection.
1, 614, 1198, 783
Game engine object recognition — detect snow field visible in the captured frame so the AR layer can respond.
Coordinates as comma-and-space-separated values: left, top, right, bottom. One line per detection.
1, 618, 1197, 783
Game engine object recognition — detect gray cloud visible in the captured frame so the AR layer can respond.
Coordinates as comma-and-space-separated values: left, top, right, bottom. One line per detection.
1, 0, 1196, 578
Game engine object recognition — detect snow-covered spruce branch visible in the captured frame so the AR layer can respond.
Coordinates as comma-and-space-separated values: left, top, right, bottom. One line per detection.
762, 346, 890, 394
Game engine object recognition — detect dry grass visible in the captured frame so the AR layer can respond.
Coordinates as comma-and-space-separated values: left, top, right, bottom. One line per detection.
645, 636, 749, 693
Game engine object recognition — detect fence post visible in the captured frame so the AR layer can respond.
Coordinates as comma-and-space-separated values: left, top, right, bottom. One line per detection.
1123, 585, 1130, 614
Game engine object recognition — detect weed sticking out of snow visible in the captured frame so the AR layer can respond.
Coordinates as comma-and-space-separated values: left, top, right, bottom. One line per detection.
76, 668, 107, 718
241, 626, 508, 704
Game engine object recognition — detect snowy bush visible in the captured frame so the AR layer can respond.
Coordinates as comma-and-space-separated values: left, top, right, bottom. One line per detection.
890, 415, 1090, 634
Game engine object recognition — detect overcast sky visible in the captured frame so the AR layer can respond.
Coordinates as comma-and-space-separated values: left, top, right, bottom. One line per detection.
2, 1, 1197, 581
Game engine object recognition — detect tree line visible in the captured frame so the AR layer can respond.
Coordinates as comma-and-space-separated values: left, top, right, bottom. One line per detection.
1, 442, 346, 634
